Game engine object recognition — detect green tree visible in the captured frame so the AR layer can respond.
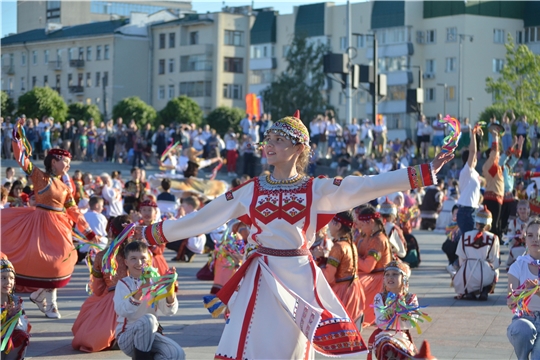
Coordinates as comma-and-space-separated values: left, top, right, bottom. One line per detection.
262, 34, 329, 124
1, 90, 15, 116
158, 96, 203, 127
17, 87, 68, 121
205, 106, 245, 136
485, 35, 540, 121
112, 96, 156, 128
67, 103, 102, 123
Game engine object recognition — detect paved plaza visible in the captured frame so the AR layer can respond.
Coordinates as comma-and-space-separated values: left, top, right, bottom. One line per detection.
0, 159, 519, 359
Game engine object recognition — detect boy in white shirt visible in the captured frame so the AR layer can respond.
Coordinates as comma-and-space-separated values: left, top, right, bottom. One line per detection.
114, 241, 184, 359
82, 196, 108, 251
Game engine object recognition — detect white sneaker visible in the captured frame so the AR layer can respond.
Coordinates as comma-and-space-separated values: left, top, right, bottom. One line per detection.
29, 292, 47, 313
45, 305, 62, 319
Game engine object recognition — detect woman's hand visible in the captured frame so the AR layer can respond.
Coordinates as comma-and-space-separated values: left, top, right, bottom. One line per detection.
431, 152, 454, 175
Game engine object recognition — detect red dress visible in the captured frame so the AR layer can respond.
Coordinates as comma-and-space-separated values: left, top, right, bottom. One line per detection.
72, 250, 128, 352
1, 136, 94, 288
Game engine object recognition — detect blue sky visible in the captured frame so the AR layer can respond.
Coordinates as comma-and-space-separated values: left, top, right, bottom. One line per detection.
1, 1, 362, 38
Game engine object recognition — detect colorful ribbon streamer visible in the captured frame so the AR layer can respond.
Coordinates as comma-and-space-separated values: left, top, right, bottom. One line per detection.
102, 223, 135, 276
125, 266, 177, 307
160, 141, 181, 163
0, 308, 22, 353
371, 292, 432, 335
440, 115, 461, 153
508, 283, 540, 317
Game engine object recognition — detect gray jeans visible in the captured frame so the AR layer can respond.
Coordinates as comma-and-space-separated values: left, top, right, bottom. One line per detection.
507, 312, 540, 360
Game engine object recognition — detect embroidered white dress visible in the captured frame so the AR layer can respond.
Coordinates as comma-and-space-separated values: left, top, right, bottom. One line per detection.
143, 166, 434, 359
453, 230, 500, 295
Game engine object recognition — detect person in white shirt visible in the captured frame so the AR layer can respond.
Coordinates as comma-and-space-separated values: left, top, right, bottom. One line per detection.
326, 117, 342, 158
239, 114, 251, 135
319, 115, 330, 159
309, 116, 321, 150
431, 114, 446, 156
82, 196, 109, 252
225, 130, 239, 176
114, 241, 184, 359
191, 129, 206, 152
374, 118, 387, 157
360, 119, 374, 157
100, 173, 124, 218
347, 118, 360, 155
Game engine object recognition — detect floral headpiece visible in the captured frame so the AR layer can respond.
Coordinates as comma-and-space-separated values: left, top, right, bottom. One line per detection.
139, 200, 158, 209
333, 214, 354, 228
1, 258, 15, 274
49, 148, 72, 159
384, 260, 410, 290
355, 211, 381, 221
264, 110, 310, 146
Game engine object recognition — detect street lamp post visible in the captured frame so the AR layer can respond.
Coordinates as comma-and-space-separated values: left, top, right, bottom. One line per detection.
458, 34, 474, 120
437, 83, 447, 116
467, 97, 474, 120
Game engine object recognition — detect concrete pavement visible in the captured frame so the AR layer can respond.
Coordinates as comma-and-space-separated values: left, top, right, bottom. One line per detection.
12, 230, 516, 360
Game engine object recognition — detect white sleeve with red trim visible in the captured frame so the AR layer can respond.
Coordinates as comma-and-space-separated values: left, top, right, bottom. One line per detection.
113, 278, 142, 318
313, 165, 435, 214
143, 181, 253, 246
157, 295, 178, 316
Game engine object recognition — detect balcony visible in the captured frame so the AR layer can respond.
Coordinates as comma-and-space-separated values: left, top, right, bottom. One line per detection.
48, 60, 62, 71
249, 57, 277, 71
2, 65, 15, 75
69, 85, 84, 94
69, 59, 85, 68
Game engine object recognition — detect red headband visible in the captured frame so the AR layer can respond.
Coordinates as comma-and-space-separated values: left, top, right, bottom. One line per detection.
355, 212, 381, 221
49, 148, 72, 159
333, 214, 354, 228
139, 200, 158, 209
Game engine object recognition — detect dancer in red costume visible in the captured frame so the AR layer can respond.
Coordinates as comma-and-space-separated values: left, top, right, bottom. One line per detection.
136, 111, 453, 359
1, 118, 95, 319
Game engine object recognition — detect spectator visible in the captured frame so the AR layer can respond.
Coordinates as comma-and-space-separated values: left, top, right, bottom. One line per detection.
419, 180, 444, 230
61, 120, 75, 153
239, 113, 251, 135
346, 118, 360, 155
326, 115, 342, 156
308, 143, 319, 176
319, 113, 330, 159
86, 119, 97, 161
501, 110, 515, 152
431, 113, 446, 155
82, 196, 108, 251
105, 119, 116, 161
329, 135, 347, 162
530, 119, 539, 154
309, 115, 322, 148
157, 178, 176, 202
374, 116, 387, 156
123, 167, 146, 214
529, 151, 540, 171
336, 149, 351, 177
3, 167, 15, 185
514, 115, 529, 154
360, 119, 373, 157
225, 129, 239, 177
241, 135, 257, 178
41, 126, 52, 156
100, 173, 123, 219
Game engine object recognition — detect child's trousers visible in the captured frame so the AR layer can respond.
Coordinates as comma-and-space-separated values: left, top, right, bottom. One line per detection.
117, 314, 185, 360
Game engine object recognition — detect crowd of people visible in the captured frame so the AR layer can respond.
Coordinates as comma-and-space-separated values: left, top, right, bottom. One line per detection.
2, 108, 540, 359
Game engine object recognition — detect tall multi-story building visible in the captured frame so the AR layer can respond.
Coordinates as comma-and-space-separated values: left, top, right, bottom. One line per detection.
1, 11, 177, 118
150, 7, 253, 113
16, 0, 192, 34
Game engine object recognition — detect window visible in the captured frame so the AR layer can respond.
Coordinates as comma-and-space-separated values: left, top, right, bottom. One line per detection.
190, 31, 199, 45
96, 72, 101, 87
494, 29, 505, 44
104, 45, 110, 60
68, 73, 73, 87
78, 73, 84, 86
32, 51, 37, 65
168, 58, 174, 73
340, 36, 347, 50
42, 50, 49, 64
96, 45, 102, 60
356, 34, 365, 48
20, 76, 25, 91
525, 27, 539, 43
250, 46, 261, 59
86, 72, 91, 87
425, 59, 436, 74
46, 0, 60, 19
158, 59, 165, 74
103, 71, 108, 86
158, 85, 165, 100
169, 33, 175, 48
180, 55, 212, 72
446, 27, 457, 42
416, 30, 425, 44
250, 69, 274, 84
446, 86, 456, 101
55, 74, 60, 89
224, 30, 244, 46
78, 47, 84, 60
263, 46, 268, 58
159, 33, 166, 49
516, 30, 523, 44
179, 81, 212, 97
445, 57, 456, 72
69, 48, 76, 61
223, 83, 243, 99
44, 75, 48, 87
387, 85, 407, 101
377, 56, 408, 72
32, 76, 37, 88
86, 46, 91, 61
425, 30, 436, 44
168, 84, 174, 99
56, 49, 61, 62
21, 52, 26, 66
223, 57, 243, 73
493, 59, 504, 73
425, 87, 435, 102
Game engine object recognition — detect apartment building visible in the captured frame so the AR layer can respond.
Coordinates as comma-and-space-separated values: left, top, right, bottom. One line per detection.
151, 8, 253, 112
1, 11, 176, 118
16, 0, 192, 34
248, 1, 540, 133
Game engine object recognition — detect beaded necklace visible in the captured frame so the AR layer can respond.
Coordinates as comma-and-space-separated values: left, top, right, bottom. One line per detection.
266, 173, 302, 185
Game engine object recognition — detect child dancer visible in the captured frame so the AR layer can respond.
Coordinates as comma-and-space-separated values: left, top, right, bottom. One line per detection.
369, 260, 426, 359
322, 210, 365, 328
1, 258, 31, 360
72, 215, 130, 353
114, 241, 184, 359
453, 206, 500, 300
379, 198, 407, 259
139, 200, 170, 276
505, 199, 530, 267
